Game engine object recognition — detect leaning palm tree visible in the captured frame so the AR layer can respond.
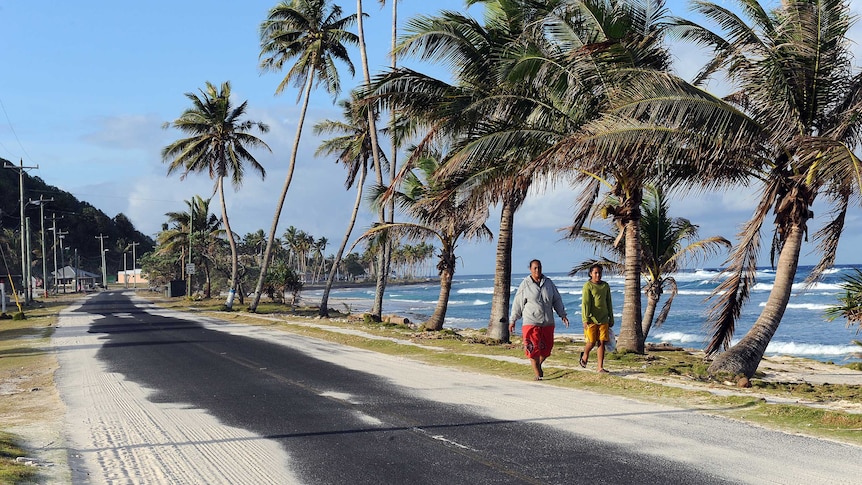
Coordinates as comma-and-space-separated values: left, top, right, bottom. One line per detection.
162, 81, 270, 309
313, 94, 385, 317
355, 151, 492, 330
568, 185, 731, 341
249, 0, 359, 312
675, 0, 862, 378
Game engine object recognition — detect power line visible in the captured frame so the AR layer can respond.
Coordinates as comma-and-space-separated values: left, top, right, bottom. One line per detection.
0, 95, 35, 164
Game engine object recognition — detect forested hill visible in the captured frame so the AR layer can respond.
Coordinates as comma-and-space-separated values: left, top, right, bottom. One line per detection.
1, 158, 155, 278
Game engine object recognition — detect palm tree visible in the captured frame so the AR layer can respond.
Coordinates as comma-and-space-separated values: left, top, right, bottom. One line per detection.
249, 0, 359, 312
568, 185, 731, 341
158, 196, 224, 299
353, 0, 390, 320
675, 0, 862, 378
370, 0, 561, 342
313, 94, 383, 316
826, 269, 862, 331
162, 81, 270, 309
356, 150, 492, 330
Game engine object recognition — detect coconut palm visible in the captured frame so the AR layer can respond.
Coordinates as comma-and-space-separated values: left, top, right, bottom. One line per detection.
369, 0, 566, 342
356, 150, 492, 330
674, 0, 862, 377
826, 269, 862, 331
353, 0, 390, 319
568, 185, 731, 341
162, 81, 270, 309
314, 94, 385, 317
158, 196, 225, 299
249, 0, 358, 312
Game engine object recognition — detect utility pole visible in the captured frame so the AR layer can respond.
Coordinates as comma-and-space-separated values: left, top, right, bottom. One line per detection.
3, 159, 38, 305
25, 217, 32, 302
130, 241, 140, 289
57, 234, 67, 293
29, 197, 54, 298
96, 234, 108, 289
48, 215, 65, 294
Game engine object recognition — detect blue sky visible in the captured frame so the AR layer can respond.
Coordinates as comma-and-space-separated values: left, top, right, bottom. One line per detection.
1, 1, 861, 276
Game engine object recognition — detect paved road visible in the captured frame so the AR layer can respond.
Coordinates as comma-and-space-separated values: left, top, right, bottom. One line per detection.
51, 291, 862, 484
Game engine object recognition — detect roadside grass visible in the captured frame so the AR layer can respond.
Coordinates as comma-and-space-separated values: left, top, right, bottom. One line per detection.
2, 293, 861, 481
0, 297, 71, 483
0, 431, 33, 484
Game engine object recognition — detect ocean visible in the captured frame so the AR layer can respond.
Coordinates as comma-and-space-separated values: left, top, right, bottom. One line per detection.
303, 265, 862, 364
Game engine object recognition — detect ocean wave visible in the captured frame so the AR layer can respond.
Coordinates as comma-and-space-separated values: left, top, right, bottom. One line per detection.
757, 302, 833, 311
750, 281, 844, 292
443, 317, 485, 326
472, 299, 489, 306
765, 341, 860, 357
677, 290, 713, 296
456, 287, 496, 295
649, 331, 706, 344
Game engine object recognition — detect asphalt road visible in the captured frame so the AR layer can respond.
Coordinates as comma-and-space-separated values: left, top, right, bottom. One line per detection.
51, 291, 862, 484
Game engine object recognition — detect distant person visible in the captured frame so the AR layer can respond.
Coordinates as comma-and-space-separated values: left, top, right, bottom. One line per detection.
580, 264, 614, 373
509, 259, 569, 380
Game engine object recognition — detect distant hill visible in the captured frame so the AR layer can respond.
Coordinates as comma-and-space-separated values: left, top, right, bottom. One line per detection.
1, 157, 155, 280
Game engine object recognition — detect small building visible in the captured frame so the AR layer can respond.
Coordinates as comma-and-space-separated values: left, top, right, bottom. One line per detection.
53, 266, 99, 290
117, 269, 149, 287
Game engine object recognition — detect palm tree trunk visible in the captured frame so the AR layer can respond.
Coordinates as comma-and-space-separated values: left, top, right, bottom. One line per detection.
488, 198, 515, 342
204, 262, 211, 299
218, 177, 239, 310
248, 74, 315, 312
641, 282, 660, 339
708, 224, 803, 378
426, 262, 455, 331
319, 167, 366, 317
618, 217, 645, 353
356, 0, 388, 318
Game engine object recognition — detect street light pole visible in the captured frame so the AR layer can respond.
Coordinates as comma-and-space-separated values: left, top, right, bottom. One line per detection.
130, 241, 140, 289
96, 234, 108, 289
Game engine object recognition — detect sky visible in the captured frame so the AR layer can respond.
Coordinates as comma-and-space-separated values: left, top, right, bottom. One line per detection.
1, 0, 861, 276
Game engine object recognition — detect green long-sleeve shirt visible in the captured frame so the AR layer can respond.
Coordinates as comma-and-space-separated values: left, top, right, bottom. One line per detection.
582, 280, 613, 327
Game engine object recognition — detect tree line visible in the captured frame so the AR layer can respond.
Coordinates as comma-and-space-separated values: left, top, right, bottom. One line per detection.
154, 0, 862, 380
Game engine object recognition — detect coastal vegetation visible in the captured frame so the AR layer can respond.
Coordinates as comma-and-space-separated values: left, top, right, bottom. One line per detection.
143, 0, 862, 382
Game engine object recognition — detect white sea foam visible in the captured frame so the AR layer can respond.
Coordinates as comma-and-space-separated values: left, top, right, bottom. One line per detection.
472, 299, 489, 306
456, 287, 496, 295
650, 331, 706, 344
444, 317, 484, 326
752, 282, 843, 292
677, 290, 713, 296
765, 341, 860, 357
757, 302, 833, 311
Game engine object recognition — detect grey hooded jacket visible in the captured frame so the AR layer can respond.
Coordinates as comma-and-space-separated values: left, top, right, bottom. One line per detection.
510, 275, 567, 327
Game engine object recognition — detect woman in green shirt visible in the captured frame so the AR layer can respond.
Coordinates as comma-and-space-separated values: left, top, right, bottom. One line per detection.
581, 264, 613, 373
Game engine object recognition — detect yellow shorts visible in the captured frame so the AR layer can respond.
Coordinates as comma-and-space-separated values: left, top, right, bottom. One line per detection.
584, 323, 610, 343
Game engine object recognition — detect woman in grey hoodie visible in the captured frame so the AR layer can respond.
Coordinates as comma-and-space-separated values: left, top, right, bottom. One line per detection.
508, 259, 569, 380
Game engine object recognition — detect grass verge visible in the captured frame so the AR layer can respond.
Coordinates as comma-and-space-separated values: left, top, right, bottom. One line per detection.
1, 294, 860, 482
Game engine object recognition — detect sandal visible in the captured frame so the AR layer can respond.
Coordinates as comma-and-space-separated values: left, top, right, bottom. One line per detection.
579, 352, 587, 368
598, 369, 609, 374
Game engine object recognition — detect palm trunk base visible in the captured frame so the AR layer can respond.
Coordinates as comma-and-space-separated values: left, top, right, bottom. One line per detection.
707, 344, 762, 379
